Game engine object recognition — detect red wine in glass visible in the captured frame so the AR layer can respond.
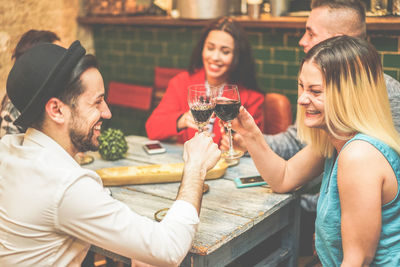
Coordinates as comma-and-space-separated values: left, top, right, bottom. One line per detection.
188, 84, 215, 132
190, 104, 214, 124
213, 85, 243, 160
214, 99, 241, 122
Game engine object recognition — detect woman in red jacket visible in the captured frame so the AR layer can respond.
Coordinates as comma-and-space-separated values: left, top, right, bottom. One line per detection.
146, 17, 264, 145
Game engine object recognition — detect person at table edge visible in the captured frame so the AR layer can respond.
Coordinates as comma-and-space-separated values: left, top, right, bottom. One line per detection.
0, 41, 220, 266
221, 0, 400, 159
145, 16, 264, 145
231, 35, 400, 266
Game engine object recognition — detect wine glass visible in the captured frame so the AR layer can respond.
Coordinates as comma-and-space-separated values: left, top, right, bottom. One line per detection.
188, 84, 215, 132
214, 84, 243, 160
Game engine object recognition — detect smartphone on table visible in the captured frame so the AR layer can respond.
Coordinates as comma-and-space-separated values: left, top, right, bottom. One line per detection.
143, 140, 166, 154
234, 175, 267, 188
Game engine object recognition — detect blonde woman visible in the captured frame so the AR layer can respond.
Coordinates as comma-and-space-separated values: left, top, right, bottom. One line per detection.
231, 36, 400, 266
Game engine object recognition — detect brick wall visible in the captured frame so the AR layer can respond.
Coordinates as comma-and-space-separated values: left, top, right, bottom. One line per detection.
93, 25, 400, 136
0, 0, 93, 100
93, 25, 203, 135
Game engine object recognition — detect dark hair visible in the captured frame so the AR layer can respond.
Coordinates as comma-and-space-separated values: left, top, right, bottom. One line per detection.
311, 0, 366, 39
32, 55, 98, 128
12, 30, 60, 60
188, 17, 260, 92
58, 55, 98, 107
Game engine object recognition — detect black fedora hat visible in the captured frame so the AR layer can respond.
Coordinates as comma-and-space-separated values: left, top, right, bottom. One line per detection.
6, 40, 86, 127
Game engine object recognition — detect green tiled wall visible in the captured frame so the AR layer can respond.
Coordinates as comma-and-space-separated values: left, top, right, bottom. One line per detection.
93, 25, 400, 136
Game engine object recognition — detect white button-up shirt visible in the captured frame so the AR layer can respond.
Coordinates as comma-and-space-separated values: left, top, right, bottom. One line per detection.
0, 128, 199, 267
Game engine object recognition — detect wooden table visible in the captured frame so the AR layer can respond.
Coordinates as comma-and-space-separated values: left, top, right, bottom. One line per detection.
84, 136, 300, 267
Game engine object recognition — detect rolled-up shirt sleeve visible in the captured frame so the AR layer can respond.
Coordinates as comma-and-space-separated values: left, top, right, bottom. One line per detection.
56, 176, 199, 267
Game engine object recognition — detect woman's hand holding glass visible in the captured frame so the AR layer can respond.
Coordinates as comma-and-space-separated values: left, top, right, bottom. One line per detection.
177, 111, 198, 132
229, 106, 262, 138
220, 130, 247, 154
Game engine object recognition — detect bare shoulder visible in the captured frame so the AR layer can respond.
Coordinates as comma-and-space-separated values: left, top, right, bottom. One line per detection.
339, 139, 385, 164
337, 140, 387, 186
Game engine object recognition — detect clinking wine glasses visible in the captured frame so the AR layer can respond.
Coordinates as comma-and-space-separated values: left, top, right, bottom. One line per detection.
213, 84, 243, 160
188, 84, 216, 132
188, 83, 243, 161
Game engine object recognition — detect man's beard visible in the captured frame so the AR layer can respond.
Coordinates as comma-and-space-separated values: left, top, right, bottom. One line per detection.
69, 113, 99, 153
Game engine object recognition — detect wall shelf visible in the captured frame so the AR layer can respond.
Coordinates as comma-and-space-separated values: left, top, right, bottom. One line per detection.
78, 14, 400, 31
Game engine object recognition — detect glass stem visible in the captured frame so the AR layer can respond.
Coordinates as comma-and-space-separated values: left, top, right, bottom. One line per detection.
227, 122, 235, 157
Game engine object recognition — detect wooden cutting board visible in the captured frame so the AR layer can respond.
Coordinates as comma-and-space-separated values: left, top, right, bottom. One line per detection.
96, 159, 228, 186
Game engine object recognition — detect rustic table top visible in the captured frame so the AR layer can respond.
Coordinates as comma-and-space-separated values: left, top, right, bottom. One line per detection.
84, 135, 294, 258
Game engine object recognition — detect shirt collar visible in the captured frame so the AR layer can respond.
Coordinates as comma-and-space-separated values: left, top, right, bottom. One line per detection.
23, 128, 80, 168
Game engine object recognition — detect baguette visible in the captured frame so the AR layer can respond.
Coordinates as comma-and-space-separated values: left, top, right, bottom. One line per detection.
96, 159, 228, 186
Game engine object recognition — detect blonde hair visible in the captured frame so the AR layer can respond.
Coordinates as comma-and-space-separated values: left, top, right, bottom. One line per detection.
297, 36, 400, 157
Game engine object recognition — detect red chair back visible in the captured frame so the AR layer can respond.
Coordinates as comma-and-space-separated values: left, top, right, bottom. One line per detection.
153, 67, 185, 101
107, 81, 153, 111
264, 93, 293, 134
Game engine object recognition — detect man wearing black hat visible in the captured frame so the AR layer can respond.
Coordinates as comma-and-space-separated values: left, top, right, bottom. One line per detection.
0, 29, 61, 138
0, 41, 220, 266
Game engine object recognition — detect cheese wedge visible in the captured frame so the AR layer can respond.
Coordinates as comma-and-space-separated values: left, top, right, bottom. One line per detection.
96, 159, 228, 186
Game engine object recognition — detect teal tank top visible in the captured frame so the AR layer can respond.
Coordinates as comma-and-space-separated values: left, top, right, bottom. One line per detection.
315, 133, 400, 266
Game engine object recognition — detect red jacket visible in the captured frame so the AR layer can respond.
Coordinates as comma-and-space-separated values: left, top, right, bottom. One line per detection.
146, 69, 264, 145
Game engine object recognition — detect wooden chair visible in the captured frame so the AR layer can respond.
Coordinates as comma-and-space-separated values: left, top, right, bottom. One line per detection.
106, 81, 153, 136
153, 66, 185, 106
263, 93, 293, 134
